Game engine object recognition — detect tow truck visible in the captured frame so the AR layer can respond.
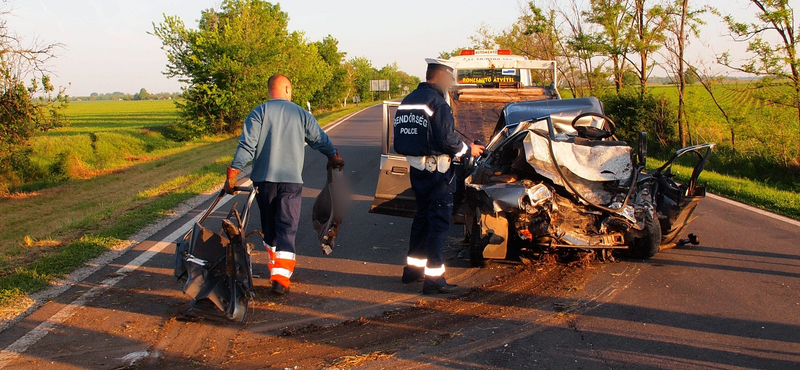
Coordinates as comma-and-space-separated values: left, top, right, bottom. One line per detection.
370, 50, 560, 217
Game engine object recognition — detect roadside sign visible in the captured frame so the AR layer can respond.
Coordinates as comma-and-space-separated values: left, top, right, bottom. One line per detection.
370, 80, 390, 92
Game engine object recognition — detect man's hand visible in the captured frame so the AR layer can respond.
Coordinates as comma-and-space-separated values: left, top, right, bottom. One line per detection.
327, 150, 345, 170
225, 167, 241, 194
470, 144, 485, 158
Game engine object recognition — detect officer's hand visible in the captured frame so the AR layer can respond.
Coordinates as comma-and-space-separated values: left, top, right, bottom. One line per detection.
470, 144, 485, 158
225, 167, 241, 194
327, 150, 345, 170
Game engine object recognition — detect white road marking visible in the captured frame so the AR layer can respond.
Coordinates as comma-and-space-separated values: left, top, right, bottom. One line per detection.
708, 193, 800, 228
0, 104, 376, 367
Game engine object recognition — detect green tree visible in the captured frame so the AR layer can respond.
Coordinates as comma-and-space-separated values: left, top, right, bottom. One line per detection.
278, 31, 332, 107
718, 0, 800, 163
566, 31, 605, 94
683, 69, 698, 85
0, 9, 68, 192
342, 61, 357, 105
377, 63, 403, 96
662, 0, 705, 147
134, 88, 150, 100
312, 35, 348, 109
396, 69, 421, 95
469, 24, 500, 49
602, 89, 677, 146
585, 0, 633, 93
621, 70, 640, 86
349, 56, 377, 102
553, 0, 605, 96
521, 4, 584, 94
627, 0, 670, 97
152, 0, 331, 139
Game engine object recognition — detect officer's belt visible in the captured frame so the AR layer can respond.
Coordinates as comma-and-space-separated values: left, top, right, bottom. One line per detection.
407, 154, 452, 173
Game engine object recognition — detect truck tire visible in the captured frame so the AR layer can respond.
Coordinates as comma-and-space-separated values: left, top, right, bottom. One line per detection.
628, 215, 661, 259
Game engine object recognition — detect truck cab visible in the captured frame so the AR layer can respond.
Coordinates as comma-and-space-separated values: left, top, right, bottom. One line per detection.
370, 50, 560, 217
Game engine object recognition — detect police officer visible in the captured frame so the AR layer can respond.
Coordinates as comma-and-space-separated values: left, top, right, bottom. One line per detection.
394, 59, 484, 294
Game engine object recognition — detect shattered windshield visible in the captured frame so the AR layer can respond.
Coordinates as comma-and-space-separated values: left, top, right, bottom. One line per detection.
486, 119, 539, 151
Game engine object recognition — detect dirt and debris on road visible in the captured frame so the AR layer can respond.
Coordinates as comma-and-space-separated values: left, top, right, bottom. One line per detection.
147, 259, 597, 369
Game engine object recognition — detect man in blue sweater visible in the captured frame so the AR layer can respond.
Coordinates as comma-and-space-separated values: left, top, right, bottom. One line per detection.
225, 74, 344, 295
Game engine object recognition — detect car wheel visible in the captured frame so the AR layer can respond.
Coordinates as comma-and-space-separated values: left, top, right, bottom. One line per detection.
628, 214, 661, 259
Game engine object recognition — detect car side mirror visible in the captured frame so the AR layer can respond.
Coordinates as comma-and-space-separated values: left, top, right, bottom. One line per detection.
638, 131, 647, 167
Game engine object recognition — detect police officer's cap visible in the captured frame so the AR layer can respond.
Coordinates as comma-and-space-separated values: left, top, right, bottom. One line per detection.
425, 58, 458, 73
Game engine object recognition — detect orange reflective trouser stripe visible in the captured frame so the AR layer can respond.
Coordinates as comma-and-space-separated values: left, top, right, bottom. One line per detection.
271, 251, 296, 288
266, 243, 276, 271
265, 243, 296, 288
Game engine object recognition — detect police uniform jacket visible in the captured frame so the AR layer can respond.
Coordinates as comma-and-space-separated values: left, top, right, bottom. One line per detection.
393, 82, 468, 158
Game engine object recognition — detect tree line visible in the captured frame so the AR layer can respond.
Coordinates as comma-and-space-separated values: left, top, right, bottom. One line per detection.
71, 89, 182, 102
153, 0, 419, 140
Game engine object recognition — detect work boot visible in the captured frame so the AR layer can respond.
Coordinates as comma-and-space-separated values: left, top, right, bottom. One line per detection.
422, 277, 458, 295
271, 280, 289, 296
401, 266, 424, 284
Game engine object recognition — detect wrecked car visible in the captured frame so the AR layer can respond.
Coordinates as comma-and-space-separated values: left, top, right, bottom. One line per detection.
371, 97, 715, 266
463, 97, 714, 265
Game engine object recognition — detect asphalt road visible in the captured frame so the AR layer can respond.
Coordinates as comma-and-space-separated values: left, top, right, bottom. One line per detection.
0, 104, 797, 369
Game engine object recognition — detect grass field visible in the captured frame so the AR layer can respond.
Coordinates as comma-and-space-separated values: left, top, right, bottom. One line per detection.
20, 100, 187, 191
647, 157, 800, 220
0, 100, 370, 315
648, 83, 800, 194
642, 82, 799, 172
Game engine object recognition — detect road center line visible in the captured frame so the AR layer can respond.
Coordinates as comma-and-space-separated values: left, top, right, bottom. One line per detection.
0, 105, 373, 367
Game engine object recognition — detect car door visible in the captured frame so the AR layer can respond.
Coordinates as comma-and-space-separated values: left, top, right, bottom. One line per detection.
369, 102, 417, 218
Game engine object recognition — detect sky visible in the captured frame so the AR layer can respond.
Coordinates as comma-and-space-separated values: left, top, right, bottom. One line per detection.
3, 0, 786, 96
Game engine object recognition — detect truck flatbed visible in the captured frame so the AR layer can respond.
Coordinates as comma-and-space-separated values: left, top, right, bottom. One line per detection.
452, 86, 558, 144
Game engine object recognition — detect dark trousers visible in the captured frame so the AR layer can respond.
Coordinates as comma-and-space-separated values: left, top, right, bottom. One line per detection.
408, 168, 456, 272
255, 182, 303, 254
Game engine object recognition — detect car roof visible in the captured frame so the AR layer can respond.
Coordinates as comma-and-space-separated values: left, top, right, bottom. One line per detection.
501, 97, 604, 126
